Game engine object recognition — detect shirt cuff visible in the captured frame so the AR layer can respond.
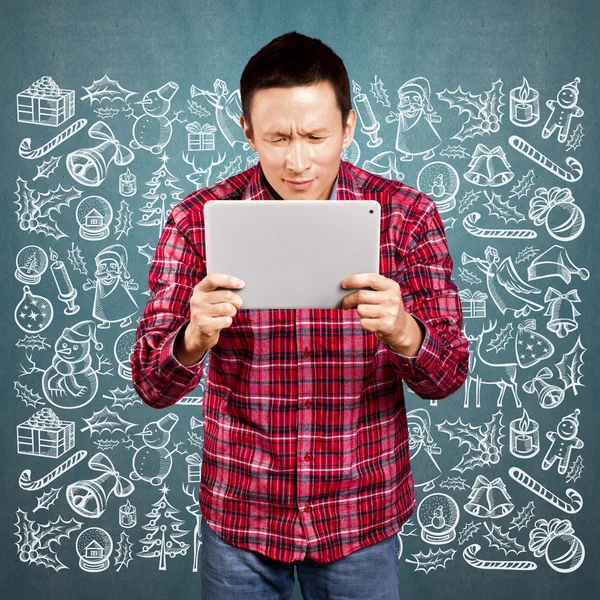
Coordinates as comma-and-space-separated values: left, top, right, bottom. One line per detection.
384, 313, 442, 380
158, 320, 208, 381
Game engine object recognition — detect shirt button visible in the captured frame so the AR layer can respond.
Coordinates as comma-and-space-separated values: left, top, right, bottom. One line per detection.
305, 399, 312, 408
304, 505, 312, 512
304, 348, 311, 357
304, 452, 312, 462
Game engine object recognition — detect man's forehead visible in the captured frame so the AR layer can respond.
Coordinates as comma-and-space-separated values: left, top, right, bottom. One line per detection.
263, 124, 330, 135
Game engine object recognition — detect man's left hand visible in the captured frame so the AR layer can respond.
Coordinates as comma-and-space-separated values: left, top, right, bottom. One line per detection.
341, 273, 409, 347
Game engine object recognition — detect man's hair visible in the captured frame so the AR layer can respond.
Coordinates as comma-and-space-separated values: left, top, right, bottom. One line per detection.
240, 31, 351, 138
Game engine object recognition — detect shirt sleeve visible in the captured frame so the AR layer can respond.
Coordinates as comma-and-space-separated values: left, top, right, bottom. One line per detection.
384, 196, 470, 400
131, 206, 208, 409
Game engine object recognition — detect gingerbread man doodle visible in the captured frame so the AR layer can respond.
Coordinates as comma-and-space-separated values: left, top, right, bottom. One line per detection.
541, 409, 584, 475
542, 77, 584, 144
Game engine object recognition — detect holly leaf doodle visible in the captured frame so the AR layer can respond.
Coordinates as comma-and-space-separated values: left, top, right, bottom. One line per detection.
483, 522, 526, 555
14, 509, 83, 571
81, 74, 137, 104
405, 548, 456, 574
80, 406, 137, 437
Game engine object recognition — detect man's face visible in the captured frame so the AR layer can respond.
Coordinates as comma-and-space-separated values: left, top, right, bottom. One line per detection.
240, 81, 356, 200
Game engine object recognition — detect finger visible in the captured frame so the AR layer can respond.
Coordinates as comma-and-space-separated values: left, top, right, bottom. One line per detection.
206, 289, 244, 310
342, 290, 379, 309
343, 273, 386, 291
200, 300, 239, 323
197, 272, 245, 292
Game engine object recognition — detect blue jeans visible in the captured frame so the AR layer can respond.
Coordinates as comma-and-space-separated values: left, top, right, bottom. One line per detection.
200, 518, 401, 600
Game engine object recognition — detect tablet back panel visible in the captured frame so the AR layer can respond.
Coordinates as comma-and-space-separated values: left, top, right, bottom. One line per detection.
204, 200, 381, 309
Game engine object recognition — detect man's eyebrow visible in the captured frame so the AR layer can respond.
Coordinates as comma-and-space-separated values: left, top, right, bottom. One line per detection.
265, 127, 329, 135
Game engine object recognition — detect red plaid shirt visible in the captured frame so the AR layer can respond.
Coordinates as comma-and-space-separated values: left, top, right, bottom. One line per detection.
131, 160, 469, 563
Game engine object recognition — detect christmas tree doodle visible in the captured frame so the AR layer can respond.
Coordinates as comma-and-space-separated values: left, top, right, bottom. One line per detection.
137, 153, 185, 236
137, 483, 190, 570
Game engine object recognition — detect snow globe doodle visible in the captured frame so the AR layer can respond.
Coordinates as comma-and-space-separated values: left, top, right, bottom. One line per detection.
76, 195, 113, 241
15, 245, 48, 284
416, 161, 460, 213
75, 527, 113, 572
341, 137, 361, 165
416, 493, 460, 544
114, 328, 137, 379
15, 286, 53, 333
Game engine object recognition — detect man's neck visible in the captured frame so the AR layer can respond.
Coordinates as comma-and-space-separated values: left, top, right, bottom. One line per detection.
261, 171, 337, 200
262, 174, 283, 200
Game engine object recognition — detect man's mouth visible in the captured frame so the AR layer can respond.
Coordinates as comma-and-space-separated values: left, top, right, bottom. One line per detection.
286, 178, 314, 190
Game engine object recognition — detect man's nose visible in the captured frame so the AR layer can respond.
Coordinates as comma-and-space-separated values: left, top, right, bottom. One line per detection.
285, 138, 310, 171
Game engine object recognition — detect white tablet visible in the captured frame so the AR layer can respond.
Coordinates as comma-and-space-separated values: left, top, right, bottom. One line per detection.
204, 200, 381, 309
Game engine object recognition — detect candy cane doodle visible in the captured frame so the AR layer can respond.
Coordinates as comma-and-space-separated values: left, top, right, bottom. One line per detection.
463, 544, 537, 570
509, 135, 583, 182
18, 449, 88, 491
18, 118, 88, 159
463, 212, 537, 238
509, 466, 583, 514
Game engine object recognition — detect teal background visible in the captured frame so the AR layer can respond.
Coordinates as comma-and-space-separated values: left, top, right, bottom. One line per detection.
1, 0, 598, 598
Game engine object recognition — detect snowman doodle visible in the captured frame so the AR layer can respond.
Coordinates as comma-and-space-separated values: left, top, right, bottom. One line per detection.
541, 78, 584, 144
83, 244, 139, 329
541, 409, 584, 475
20, 320, 113, 409
126, 82, 187, 154
128, 414, 187, 486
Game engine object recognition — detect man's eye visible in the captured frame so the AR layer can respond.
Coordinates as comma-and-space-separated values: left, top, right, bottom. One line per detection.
272, 137, 323, 142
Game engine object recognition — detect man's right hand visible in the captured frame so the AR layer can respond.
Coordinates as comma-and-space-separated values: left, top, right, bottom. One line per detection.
173, 273, 245, 366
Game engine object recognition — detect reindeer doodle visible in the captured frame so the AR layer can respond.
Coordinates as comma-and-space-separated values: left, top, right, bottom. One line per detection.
464, 320, 522, 409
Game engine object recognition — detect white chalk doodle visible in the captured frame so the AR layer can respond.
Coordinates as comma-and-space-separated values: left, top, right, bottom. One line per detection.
509, 467, 583, 514
127, 82, 186, 154
67, 452, 134, 519
352, 80, 383, 147
509, 135, 583, 182
67, 121, 135, 186
541, 78, 583, 144
509, 77, 540, 127
386, 77, 441, 158
15, 245, 49, 284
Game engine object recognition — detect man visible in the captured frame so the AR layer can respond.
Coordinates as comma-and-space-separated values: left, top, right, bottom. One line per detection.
131, 31, 470, 600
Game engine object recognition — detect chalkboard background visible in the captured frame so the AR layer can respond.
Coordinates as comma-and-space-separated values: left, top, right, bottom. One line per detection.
1, 0, 598, 598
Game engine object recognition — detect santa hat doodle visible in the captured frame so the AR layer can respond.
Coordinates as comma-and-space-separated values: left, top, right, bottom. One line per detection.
560, 77, 580, 96
95, 244, 132, 280
61, 320, 103, 351
560, 408, 580, 430
397, 77, 434, 112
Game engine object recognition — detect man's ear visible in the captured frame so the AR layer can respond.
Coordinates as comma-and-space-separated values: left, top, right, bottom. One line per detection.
342, 109, 357, 148
240, 114, 256, 151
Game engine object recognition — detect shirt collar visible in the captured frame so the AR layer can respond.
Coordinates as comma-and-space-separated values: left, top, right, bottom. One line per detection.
242, 161, 363, 201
